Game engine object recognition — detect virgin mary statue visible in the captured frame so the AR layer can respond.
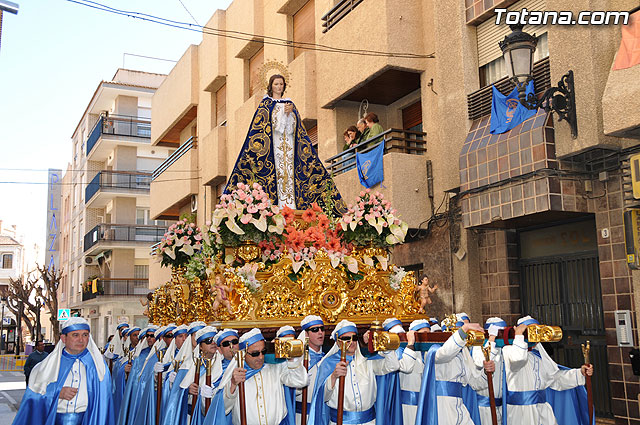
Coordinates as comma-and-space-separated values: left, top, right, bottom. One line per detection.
223, 71, 346, 216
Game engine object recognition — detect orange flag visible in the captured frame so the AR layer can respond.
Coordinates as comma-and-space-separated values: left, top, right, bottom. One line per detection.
613, 11, 640, 71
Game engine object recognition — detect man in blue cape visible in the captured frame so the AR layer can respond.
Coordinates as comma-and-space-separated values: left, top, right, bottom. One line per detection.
295, 315, 327, 425
112, 326, 141, 417
501, 316, 594, 424
414, 320, 491, 425
131, 324, 177, 425
12, 317, 114, 425
223, 328, 308, 425
117, 324, 158, 425
307, 319, 399, 425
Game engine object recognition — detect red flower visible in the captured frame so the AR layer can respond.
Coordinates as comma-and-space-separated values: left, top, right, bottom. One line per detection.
311, 202, 323, 213
281, 206, 296, 224
327, 237, 342, 252
302, 209, 317, 223
317, 214, 330, 230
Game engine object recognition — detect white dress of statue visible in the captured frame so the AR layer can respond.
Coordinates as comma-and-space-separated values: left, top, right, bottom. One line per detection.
271, 97, 297, 209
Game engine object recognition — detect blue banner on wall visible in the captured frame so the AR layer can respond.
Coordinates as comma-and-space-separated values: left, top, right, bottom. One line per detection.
356, 142, 384, 188
490, 81, 537, 134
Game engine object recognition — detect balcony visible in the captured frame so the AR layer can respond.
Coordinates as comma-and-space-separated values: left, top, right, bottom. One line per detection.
150, 137, 199, 220
85, 171, 151, 207
83, 224, 166, 255
82, 278, 149, 301
316, 0, 424, 108
326, 129, 429, 228
86, 114, 151, 160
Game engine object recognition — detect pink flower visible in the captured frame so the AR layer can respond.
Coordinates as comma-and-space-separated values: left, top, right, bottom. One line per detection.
394, 219, 400, 225
240, 214, 252, 224
167, 239, 173, 245
177, 229, 184, 234
294, 253, 302, 261
246, 196, 254, 204
206, 220, 212, 226
253, 182, 260, 190
187, 230, 193, 235
237, 190, 247, 200
343, 216, 352, 224
247, 205, 258, 214
194, 234, 202, 241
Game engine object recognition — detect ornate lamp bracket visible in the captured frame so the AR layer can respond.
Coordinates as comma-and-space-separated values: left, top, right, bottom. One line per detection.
516, 70, 578, 139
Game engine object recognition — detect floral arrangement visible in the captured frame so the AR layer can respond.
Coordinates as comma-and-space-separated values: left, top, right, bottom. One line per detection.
389, 265, 407, 290
236, 263, 261, 293
210, 182, 285, 246
156, 219, 203, 268
339, 189, 408, 248
184, 244, 216, 281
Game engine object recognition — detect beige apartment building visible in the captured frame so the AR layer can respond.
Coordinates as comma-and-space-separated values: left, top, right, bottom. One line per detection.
58, 69, 171, 345
149, 0, 640, 421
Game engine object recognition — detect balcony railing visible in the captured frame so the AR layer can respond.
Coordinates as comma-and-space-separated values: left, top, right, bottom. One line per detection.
325, 128, 426, 176
86, 114, 152, 155
82, 278, 149, 301
152, 137, 197, 181
83, 223, 167, 252
85, 171, 152, 203
321, 0, 364, 33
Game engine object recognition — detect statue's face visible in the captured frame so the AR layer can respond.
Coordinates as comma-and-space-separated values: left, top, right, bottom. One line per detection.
271, 78, 285, 96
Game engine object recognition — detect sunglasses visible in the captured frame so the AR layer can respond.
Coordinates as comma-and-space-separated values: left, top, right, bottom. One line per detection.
201, 338, 215, 345
338, 335, 358, 342
220, 339, 239, 348
164, 333, 174, 339
145, 334, 155, 339
246, 348, 268, 357
307, 326, 324, 333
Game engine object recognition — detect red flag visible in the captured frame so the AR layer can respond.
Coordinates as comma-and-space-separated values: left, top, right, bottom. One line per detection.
613, 11, 640, 71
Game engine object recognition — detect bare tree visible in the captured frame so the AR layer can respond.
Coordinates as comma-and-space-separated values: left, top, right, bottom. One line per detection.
36, 264, 62, 342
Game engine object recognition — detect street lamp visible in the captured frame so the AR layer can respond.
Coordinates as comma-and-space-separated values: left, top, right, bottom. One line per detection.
499, 24, 578, 138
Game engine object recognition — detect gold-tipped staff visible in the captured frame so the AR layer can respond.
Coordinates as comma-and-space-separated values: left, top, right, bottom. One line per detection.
336, 338, 350, 425
156, 349, 165, 425
190, 354, 202, 421
300, 338, 309, 425
581, 341, 594, 424
236, 350, 247, 425
481, 346, 498, 425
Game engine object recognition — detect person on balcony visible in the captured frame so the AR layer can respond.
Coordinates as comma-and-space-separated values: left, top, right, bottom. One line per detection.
364, 113, 384, 145
356, 119, 370, 145
224, 73, 346, 216
342, 126, 360, 151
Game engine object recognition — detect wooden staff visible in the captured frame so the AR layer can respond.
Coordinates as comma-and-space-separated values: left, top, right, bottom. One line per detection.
336, 339, 350, 425
190, 355, 202, 418
108, 345, 114, 374
582, 341, 594, 424
300, 338, 309, 425
156, 350, 164, 425
204, 356, 213, 414
236, 350, 247, 425
482, 346, 498, 425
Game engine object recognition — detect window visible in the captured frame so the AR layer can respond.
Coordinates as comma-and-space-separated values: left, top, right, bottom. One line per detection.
479, 32, 548, 87
249, 48, 264, 98
215, 84, 227, 126
293, 0, 315, 59
1, 254, 13, 269
134, 265, 149, 279
402, 101, 423, 133
306, 125, 318, 148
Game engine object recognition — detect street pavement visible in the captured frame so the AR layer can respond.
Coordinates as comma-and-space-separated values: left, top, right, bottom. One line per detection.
0, 371, 26, 425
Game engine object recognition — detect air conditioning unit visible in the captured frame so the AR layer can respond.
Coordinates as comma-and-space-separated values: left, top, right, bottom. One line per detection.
84, 256, 97, 265
190, 194, 198, 213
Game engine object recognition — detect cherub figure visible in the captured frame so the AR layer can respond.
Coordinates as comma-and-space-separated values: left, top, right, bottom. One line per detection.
414, 274, 438, 313
140, 292, 153, 317
212, 274, 233, 314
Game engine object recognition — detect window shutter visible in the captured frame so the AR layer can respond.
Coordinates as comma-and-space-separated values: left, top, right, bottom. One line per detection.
402, 101, 422, 130
216, 84, 226, 126
293, 0, 315, 59
249, 48, 264, 97
476, 0, 546, 67
306, 125, 318, 147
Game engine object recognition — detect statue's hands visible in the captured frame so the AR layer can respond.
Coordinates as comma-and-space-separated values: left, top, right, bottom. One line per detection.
284, 103, 293, 114
59, 387, 78, 401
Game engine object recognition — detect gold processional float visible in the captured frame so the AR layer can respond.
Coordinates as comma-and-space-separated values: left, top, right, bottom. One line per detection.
144, 182, 563, 350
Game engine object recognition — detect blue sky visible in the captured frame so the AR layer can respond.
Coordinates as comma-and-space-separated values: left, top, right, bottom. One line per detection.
0, 0, 231, 261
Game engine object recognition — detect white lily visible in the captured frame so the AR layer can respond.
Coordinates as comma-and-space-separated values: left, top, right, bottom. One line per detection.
225, 218, 245, 235
344, 256, 359, 274
375, 255, 388, 270
179, 244, 194, 256
252, 215, 267, 232
163, 246, 176, 260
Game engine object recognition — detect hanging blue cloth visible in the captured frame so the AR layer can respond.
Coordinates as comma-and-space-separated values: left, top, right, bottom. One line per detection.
356, 141, 385, 188
12, 348, 114, 425
490, 80, 537, 134
160, 368, 190, 425
202, 359, 235, 425
223, 96, 346, 216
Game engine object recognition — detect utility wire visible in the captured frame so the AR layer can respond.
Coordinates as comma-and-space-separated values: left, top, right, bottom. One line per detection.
65, 0, 435, 59
176, 0, 199, 26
